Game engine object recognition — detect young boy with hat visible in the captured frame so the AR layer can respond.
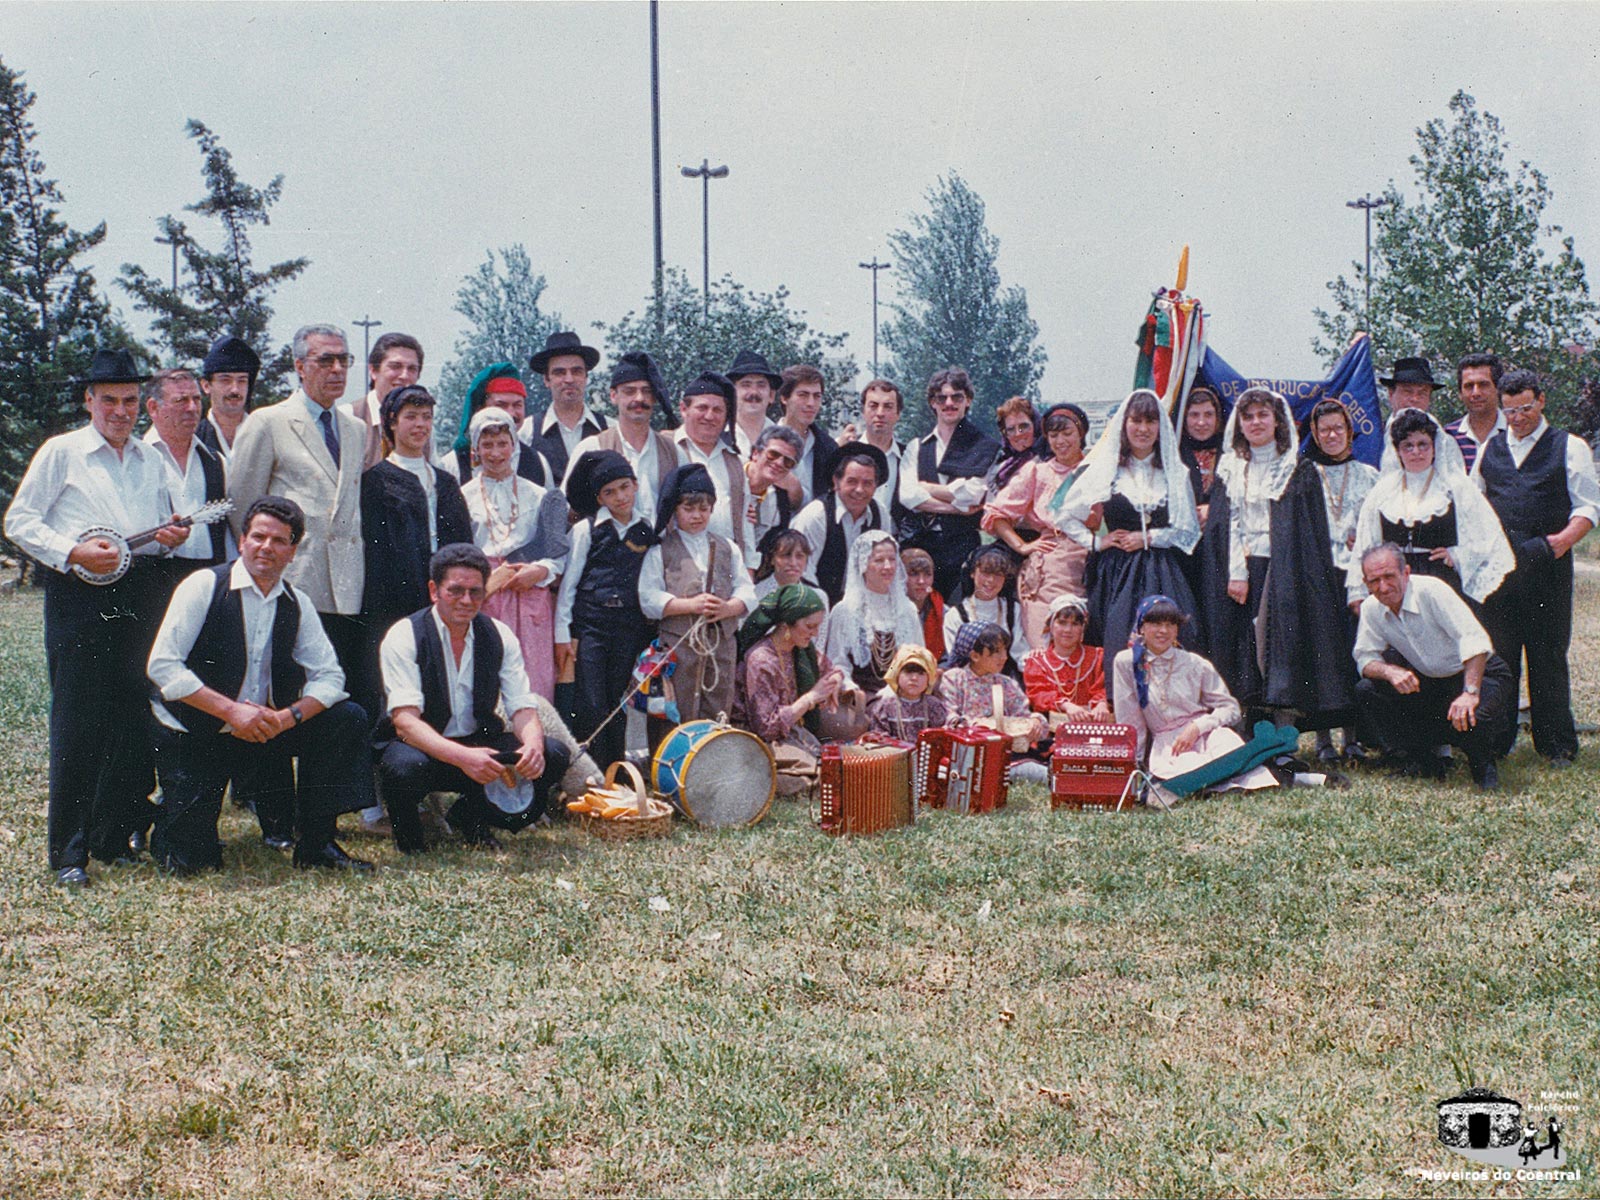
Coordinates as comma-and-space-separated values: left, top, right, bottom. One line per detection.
555, 450, 658, 771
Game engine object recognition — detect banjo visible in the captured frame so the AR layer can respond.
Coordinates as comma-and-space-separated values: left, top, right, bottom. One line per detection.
71, 498, 234, 585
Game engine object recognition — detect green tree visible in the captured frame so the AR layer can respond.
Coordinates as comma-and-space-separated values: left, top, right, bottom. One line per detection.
117, 120, 308, 397
0, 57, 138, 518
598, 267, 859, 430
881, 173, 1047, 439
435, 245, 565, 448
1314, 91, 1599, 422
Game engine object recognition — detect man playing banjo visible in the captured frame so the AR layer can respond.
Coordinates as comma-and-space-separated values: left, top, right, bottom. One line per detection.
5, 347, 188, 887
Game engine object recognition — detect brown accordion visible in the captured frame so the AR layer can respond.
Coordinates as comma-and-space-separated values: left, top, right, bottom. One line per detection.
818, 741, 916, 836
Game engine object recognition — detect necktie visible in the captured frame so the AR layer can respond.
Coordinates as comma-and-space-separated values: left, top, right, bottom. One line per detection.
319, 408, 341, 468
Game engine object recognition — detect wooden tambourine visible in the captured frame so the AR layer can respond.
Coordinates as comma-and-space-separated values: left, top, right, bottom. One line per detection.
70, 499, 234, 585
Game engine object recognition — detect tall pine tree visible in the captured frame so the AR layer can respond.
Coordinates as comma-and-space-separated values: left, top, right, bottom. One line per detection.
118, 120, 308, 397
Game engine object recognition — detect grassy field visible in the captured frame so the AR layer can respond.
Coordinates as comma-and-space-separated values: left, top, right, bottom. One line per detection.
0, 583, 1595, 1199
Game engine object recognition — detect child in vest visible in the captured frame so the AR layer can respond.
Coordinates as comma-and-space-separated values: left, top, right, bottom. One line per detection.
866, 644, 950, 741
639, 463, 758, 748
554, 451, 657, 772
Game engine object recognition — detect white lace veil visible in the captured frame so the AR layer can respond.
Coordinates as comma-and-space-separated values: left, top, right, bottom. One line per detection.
1215, 387, 1300, 503
822, 529, 924, 667
1045, 389, 1200, 553
1347, 409, 1513, 602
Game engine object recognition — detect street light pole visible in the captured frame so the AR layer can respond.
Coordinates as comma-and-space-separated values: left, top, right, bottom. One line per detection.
1345, 194, 1390, 317
681, 159, 729, 316
154, 232, 179, 291
650, 0, 664, 334
858, 258, 891, 376
353, 315, 383, 371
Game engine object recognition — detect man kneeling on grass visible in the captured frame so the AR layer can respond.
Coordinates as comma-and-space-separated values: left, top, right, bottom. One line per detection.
1352, 542, 1514, 790
147, 496, 375, 874
375, 542, 589, 852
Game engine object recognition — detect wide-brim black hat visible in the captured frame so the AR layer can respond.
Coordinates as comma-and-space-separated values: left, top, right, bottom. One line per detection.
726, 347, 782, 389
1379, 356, 1443, 390
201, 335, 261, 380
81, 347, 150, 385
826, 440, 890, 487
530, 330, 601, 375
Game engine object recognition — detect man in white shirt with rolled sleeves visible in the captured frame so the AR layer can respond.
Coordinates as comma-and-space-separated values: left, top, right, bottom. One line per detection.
1352, 543, 1515, 790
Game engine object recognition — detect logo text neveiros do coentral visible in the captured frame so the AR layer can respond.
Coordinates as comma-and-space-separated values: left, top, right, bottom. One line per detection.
1416, 1086, 1581, 1184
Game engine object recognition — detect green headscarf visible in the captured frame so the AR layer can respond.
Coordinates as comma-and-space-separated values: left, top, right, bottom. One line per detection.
739, 583, 826, 733
457, 362, 522, 454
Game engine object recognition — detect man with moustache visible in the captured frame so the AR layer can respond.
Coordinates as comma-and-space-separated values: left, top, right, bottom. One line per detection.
351, 332, 424, 470
228, 325, 370, 703
1444, 353, 1507, 472
525, 331, 608, 481
5, 348, 187, 886
673, 372, 748, 561
565, 351, 679, 523
195, 336, 261, 466
725, 348, 780, 460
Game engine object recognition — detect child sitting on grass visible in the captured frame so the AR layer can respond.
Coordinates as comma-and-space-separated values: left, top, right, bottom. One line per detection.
866, 645, 950, 741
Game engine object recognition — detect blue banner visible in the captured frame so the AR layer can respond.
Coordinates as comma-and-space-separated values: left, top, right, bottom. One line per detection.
1196, 336, 1384, 466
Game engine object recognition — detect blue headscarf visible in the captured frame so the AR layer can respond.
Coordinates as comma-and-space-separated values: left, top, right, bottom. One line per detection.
941, 620, 1003, 671
1129, 593, 1177, 709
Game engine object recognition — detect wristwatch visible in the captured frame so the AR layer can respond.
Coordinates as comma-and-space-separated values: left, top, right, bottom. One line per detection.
289, 703, 305, 725
1462, 684, 1481, 697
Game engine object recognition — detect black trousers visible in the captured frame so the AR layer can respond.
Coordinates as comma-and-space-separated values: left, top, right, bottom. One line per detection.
318, 611, 383, 734
1480, 553, 1578, 760
149, 699, 372, 873
376, 731, 571, 852
1354, 650, 1515, 765
572, 609, 654, 772
43, 567, 164, 870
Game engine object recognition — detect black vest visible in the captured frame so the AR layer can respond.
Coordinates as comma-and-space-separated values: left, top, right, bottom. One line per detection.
572, 516, 654, 627
533, 410, 607, 482
1380, 503, 1458, 553
815, 493, 884, 605
194, 441, 229, 563
413, 608, 506, 739
1478, 428, 1571, 542
176, 564, 305, 736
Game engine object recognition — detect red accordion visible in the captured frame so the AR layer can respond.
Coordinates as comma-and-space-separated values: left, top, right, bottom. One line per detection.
818, 742, 916, 835
1050, 723, 1138, 810
914, 727, 1009, 814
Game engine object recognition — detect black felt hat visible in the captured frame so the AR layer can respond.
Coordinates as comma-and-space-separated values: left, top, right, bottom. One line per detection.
726, 348, 782, 389
1379, 356, 1444, 390
81, 347, 150, 385
655, 462, 717, 534
826, 440, 890, 487
529, 330, 601, 375
201, 335, 261, 383
682, 371, 735, 410
566, 449, 636, 519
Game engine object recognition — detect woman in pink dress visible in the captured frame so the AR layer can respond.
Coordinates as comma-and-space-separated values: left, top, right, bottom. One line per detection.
982, 402, 1097, 649
460, 408, 570, 699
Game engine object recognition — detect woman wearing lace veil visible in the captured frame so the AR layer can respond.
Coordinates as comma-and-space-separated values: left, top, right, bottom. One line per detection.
821, 529, 925, 695
1346, 407, 1513, 607
1044, 389, 1200, 662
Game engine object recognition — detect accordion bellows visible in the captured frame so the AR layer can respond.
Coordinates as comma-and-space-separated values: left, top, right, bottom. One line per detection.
818, 742, 916, 836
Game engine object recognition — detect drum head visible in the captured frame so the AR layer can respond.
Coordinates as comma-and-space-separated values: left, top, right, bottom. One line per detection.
677, 729, 775, 828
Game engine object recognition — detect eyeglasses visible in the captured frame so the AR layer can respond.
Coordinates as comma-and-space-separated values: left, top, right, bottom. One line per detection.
305, 353, 353, 369
1504, 402, 1540, 418
761, 448, 798, 469
440, 584, 485, 600
1003, 423, 1034, 437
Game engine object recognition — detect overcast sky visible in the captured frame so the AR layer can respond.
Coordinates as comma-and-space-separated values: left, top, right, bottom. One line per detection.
7, 1, 1599, 411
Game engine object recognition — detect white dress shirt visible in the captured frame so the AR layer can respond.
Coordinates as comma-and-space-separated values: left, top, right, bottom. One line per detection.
873, 439, 905, 513
734, 419, 774, 462
143, 430, 233, 561
899, 429, 985, 513
147, 559, 348, 733
1475, 419, 1600, 527
526, 406, 604, 461
789, 496, 879, 571
380, 609, 536, 737
675, 432, 746, 559
639, 530, 757, 620
5, 425, 175, 572
1353, 574, 1494, 679
566, 429, 664, 524
205, 411, 242, 465
743, 472, 787, 570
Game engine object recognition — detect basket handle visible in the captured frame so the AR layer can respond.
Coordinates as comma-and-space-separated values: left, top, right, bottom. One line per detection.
604, 759, 650, 817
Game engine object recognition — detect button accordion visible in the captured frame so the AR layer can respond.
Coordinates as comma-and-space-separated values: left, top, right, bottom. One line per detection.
1050, 723, 1138, 810
818, 741, 916, 836
914, 727, 1009, 814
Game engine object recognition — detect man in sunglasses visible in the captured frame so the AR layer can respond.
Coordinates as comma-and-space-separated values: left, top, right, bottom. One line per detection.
229, 324, 373, 713
743, 425, 803, 569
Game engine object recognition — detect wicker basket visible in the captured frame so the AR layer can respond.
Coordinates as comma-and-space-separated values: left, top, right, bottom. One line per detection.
569, 761, 674, 841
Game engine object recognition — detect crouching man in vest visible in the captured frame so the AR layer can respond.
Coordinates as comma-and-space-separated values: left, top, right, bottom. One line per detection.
146, 496, 375, 874
375, 542, 573, 853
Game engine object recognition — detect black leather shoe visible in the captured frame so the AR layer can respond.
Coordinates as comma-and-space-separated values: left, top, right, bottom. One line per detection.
1545, 753, 1575, 770
1470, 756, 1501, 791
293, 841, 374, 873
262, 834, 295, 851
55, 866, 90, 888
459, 825, 500, 850
1343, 742, 1370, 764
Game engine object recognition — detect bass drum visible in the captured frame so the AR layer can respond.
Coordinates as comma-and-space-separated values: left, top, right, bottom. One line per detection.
652, 720, 776, 828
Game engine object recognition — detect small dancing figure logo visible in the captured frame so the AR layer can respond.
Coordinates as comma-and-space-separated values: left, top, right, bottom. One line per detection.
1434, 1086, 1572, 1174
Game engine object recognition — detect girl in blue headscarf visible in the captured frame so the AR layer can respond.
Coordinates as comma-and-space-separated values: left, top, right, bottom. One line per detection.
1110, 594, 1277, 791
